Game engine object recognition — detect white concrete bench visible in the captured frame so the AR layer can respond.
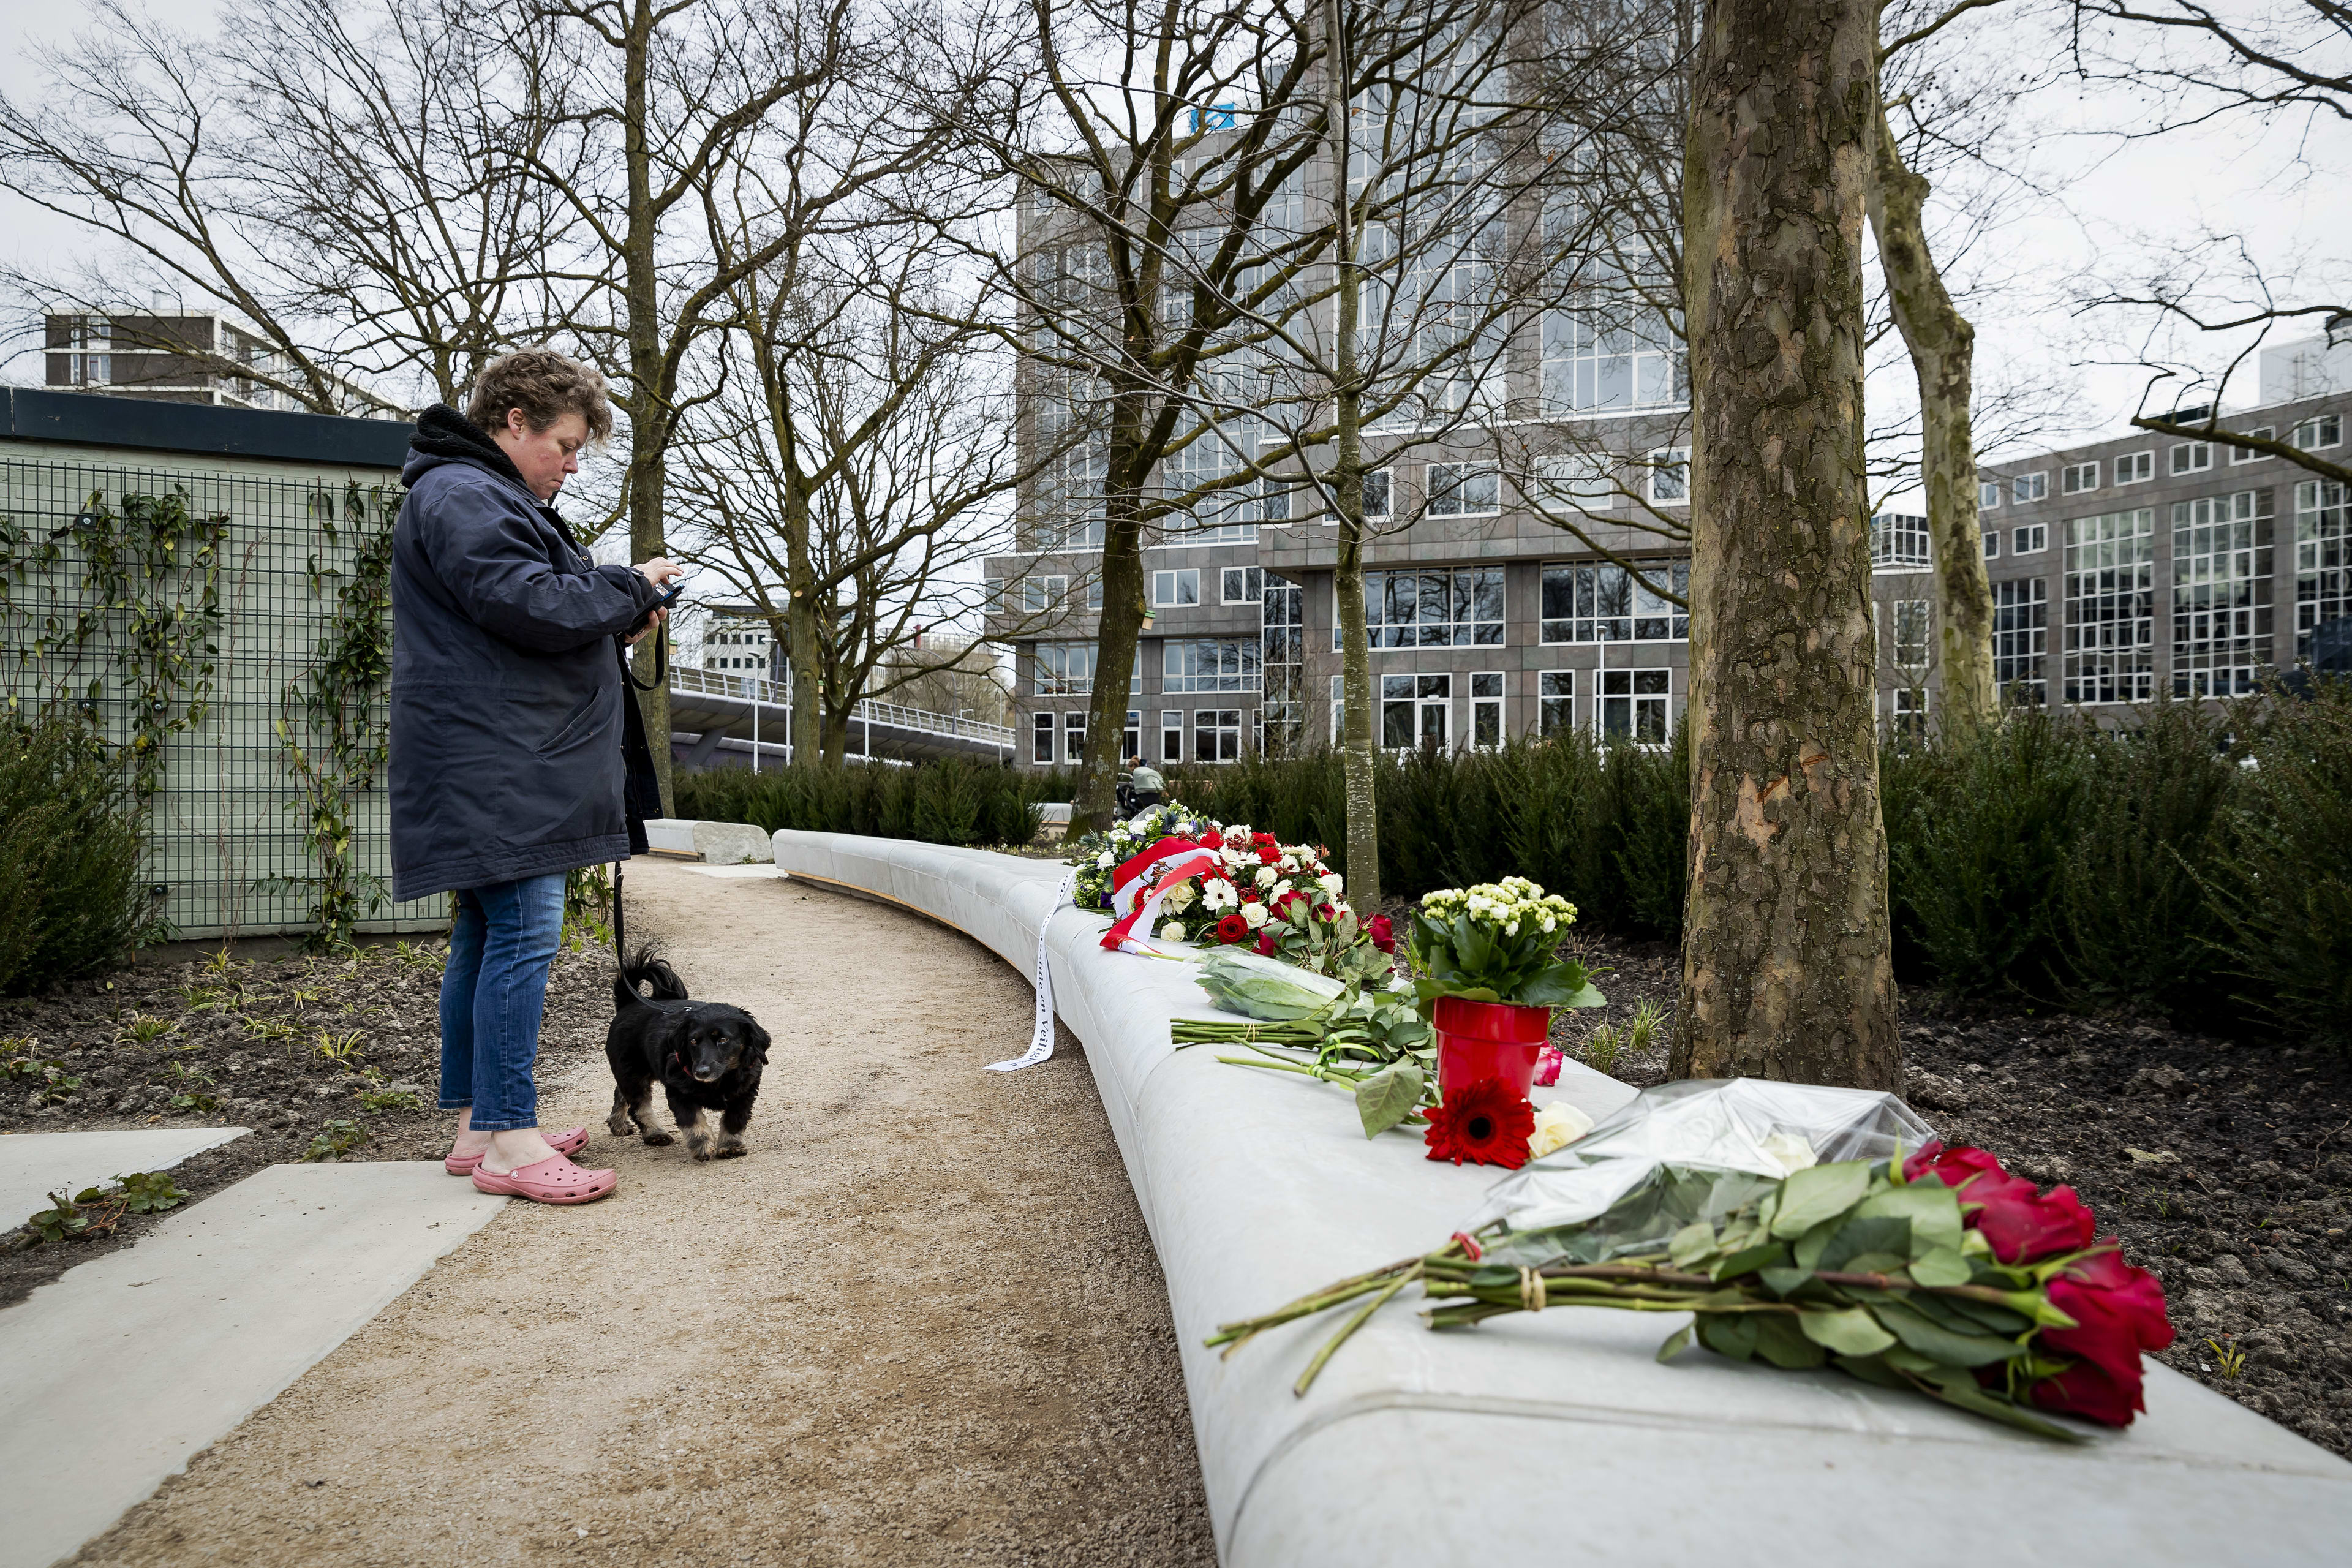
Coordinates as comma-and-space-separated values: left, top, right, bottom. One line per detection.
768, 828, 2352, 1566
643, 818, 772, 865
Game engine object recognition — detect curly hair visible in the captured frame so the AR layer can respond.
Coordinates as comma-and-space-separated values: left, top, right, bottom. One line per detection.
464, 349, 614, 443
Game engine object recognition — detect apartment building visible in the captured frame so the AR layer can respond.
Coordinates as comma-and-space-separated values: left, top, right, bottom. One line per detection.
46, 311, 322, 413
1871, 365, 2351, 731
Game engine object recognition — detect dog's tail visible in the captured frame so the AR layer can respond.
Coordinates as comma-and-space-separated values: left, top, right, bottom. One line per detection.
614, 943, 689, 1010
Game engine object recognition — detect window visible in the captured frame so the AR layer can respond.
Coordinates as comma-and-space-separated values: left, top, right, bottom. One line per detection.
2170, 442, 2212, 476
1647, 448, 1690, 504
1381, 674, 1451, 751
2171, 491, 2273, 696
1978, 479, 2003, 510
1161, 708, 1184, 763
2064, 508, 2157, 703
1426, 464, 1500, 516
1993, 578, 2048, 704
1540, 560, 1690, 643
1087, 578, 1104, 611
1470, 673, 1503, 749
1063, 711, 1087, 764
1033, 642, 1095, 695
2230, 427, 2275, 464
2012, 522, 2048, 556
1260, 578, 1303, 755
1540, 296, 1685, 413
2116, 450, 2154, 484
1892, 687, 1929, 740
1193, 709, 1241, 762
1162, 638, 1260, 692
1151, 568, 1199, 608
1538, 671, 1575, 736
1362, 468, 1391, 519
1221, 565, 1262, 604
1891, 600, 1932, 668
2295, 480, 2350, 659
1329, 674, 1345, 747
1983, 531, 2000, 560
1123, 709, 1141, 760
2013, 472, 2048, 503
1032, 712, 1055, 764
2062, 462, 2100, 494
2293, 415, 2343, 451
1533, 453, 1616, 513
1597, 669, 1670, 744
1871, 513, 1931, 571
1347, 567, 1505, 649
1020, 575, 1067, 614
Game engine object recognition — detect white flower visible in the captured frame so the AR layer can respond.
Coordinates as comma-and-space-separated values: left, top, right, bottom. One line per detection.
1096, 851, 1114, 868
1272, 879, 1292, 898
1202, 879, 1237, 912
1160, 921, 1186, 941
1164, 882, 1195, 911
1758, 1132, 1817, 1176
1529, 1101, 1595, 1159
1317, 872, 1344, 895
1254, 865, 1278, 888
1240, 902, 1268, 929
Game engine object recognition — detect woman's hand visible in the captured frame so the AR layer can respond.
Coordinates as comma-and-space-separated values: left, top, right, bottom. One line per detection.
627, 557, 681, 645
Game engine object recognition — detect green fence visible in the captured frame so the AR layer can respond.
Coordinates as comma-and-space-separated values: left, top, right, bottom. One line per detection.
0, 454, 440, 942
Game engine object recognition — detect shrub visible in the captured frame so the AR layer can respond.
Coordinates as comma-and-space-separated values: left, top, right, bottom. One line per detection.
674, 758, 1058, 849
0, 712, 153, 995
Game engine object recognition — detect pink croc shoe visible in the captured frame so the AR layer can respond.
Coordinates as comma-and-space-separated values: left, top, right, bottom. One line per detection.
443, 1127, 587, 1176
471, 1152, 617, 1205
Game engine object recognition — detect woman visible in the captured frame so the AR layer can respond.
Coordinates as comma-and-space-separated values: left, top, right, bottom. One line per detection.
388, 349, 675, 1205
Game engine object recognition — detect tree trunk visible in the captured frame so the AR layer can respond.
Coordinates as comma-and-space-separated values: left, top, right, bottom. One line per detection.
1866, 95, 1995, 733
620, 2, 673, 814
1325, 0, 1379, 913
783, 484, 823, 770
1671, 0, 1900, 1090
1075, 390, 1148, 832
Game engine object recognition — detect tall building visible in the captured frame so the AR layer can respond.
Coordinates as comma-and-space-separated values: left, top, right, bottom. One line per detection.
1871, 386, 2351, 728
700, 605, 780, 680
47, 312, 309, 412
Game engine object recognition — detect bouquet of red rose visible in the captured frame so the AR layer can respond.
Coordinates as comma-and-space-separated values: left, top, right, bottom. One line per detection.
1210, 1081, 2173, 1439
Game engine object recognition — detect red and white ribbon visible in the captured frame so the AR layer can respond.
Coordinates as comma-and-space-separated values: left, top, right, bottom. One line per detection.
1101, 837, 1222, 954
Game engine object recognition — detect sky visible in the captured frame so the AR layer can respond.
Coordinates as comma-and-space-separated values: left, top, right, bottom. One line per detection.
2, 0, 2344, 485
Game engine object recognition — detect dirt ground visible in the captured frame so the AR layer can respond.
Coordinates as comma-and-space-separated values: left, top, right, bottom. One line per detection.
71, 859, 1215, 1567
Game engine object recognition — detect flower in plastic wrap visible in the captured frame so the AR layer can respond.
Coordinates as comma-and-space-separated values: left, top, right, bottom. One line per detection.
1160, 921, 1186, 941
1528, 1099, 1594, 1159
1758, 1131, 1817, 1175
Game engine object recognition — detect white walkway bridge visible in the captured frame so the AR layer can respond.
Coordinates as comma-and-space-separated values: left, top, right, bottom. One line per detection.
665, 666, 1016, 768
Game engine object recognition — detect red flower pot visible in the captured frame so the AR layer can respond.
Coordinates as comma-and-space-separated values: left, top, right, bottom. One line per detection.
1432, 996, 1553, 1102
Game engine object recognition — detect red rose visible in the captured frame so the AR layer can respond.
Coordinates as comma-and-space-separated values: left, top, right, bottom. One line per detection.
1253, 931, 1278, 957
1314, 903, 1336, 922
1904, 1140, 2006, 1188
1904, 1142, 2095, 1264
2027, 1246, 2176, 1427
1422, 1077, 1535, 1169
1532, 1044, 1562, 1087
1367, 914, 1395, 953
1216, 913, 1250, 944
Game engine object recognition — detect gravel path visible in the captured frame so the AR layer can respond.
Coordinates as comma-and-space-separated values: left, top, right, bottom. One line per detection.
72, 858, 1214, 1567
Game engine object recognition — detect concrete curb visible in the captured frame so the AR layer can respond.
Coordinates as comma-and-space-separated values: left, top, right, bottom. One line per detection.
770, 829, 2352, 1566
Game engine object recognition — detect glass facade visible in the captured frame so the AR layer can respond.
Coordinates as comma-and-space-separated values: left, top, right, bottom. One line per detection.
1540, 560, 1689, 643
2171, 491, 2272, 696
2064, 508, 2156, 704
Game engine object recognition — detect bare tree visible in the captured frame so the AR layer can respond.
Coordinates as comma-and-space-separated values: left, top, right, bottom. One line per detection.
1673, 0, 1902, 1089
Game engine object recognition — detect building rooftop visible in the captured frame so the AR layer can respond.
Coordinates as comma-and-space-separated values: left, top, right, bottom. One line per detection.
0, 387, 410, 469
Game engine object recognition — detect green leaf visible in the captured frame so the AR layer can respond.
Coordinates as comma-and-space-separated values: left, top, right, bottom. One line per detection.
1800, 1306, 1899, 1357
1712, 1241, 1788, 1281
1853, 1182, 1966, 1257
1656, 1323, 1694, 1363
1758, 1265, 1812, 1298
1699, 1313, 1760, 1361
1908, 1247, 1973, 1288
1869, 1298, 2026, 1368
1831, 1352, 1912, 1390
1353, 1063, 1425, 1139
1817, 1216, 1913, 1272
1668, 1221, 1717, 1269
1770, 1161, 1872, 1239
1905, 1362, 2089, 1442
1749, 1313, 1830, 1370
1791, 1217, 1842, 1273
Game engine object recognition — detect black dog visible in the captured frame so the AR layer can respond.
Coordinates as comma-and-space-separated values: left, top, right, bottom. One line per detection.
606, 946, 770, 1161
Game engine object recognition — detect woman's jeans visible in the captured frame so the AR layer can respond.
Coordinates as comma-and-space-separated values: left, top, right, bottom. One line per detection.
438, 872, 567, 1131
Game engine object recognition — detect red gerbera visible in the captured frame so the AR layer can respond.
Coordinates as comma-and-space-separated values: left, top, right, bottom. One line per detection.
1423, 1077, 1536, 1169
1215, 912, 1250, 944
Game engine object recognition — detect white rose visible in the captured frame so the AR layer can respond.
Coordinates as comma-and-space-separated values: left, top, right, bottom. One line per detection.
1317, 872, 1344, 895
1254, 865, 1278, 888
1272, 879, 1292, 898
1241, 902, 1268, 929
1758, 1132, 1817, 1176
1528, 1101, 1595, 1159
1164, 882, 1194, 911
1160, 921, 1186, 941
1096, 851, 1114, 867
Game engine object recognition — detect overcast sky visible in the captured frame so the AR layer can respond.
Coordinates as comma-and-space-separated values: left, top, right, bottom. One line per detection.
2, 0, 2344, 480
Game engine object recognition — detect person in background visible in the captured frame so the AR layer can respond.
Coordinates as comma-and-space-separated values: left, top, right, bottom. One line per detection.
1126, 753, 1165, 815
388, 348, 674, 1207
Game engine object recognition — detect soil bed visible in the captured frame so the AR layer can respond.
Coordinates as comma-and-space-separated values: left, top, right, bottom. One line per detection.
1534, 923, 2352, 1463
0, 936, 609, 1306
